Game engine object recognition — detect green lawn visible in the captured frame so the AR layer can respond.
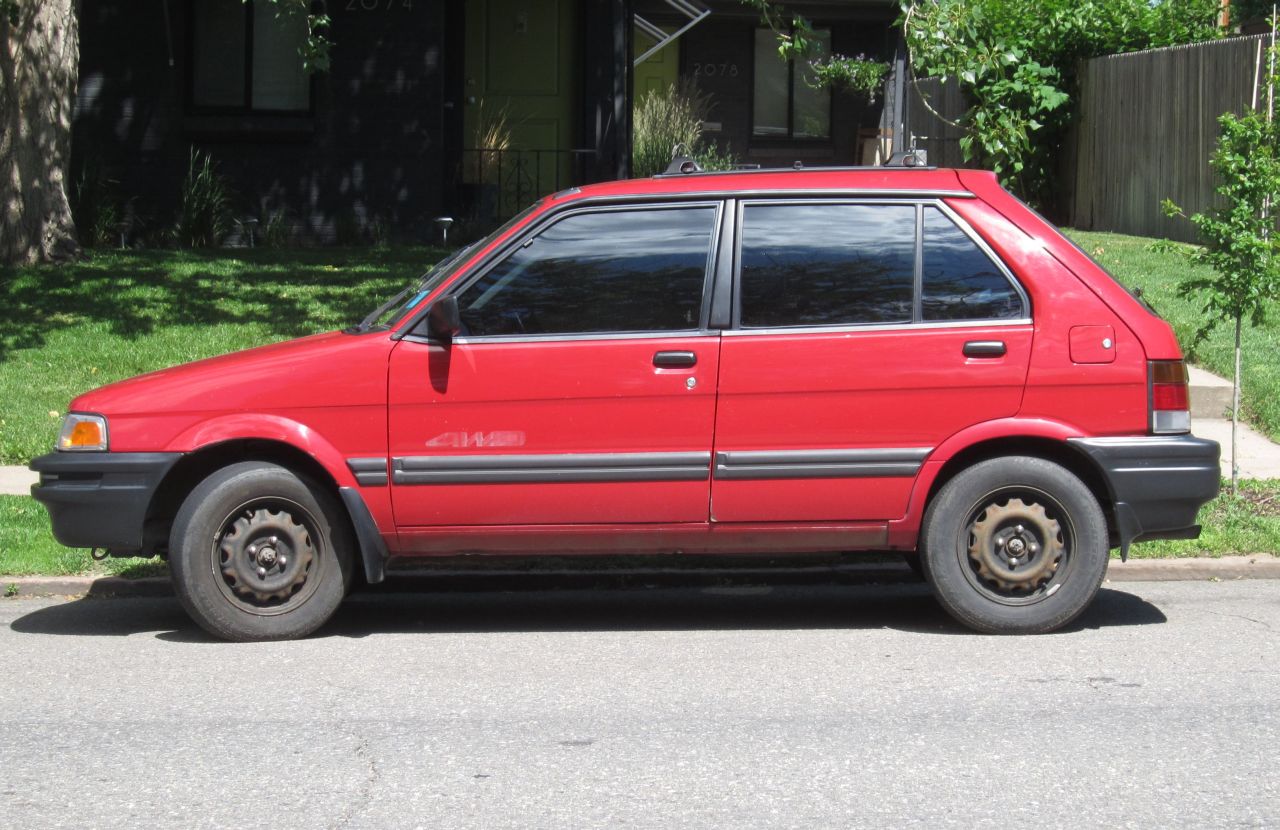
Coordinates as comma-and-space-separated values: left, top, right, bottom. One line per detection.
3, 236, 1280, 576
3, 482, 1278, 577
0, 495, 162, 577
1065, 230, 1280, 440
0, 246, 444, 464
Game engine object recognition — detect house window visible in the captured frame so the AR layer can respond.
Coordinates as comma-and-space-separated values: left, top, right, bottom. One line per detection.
752, 27, 831, 140
191, 0, 310, 112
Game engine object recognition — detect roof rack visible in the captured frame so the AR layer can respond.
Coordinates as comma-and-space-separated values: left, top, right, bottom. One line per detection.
652, 149, 931, 178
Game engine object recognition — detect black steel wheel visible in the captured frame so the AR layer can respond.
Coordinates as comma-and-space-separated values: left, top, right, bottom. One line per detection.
921, 456, 1108, 634
170, 462, 354, 641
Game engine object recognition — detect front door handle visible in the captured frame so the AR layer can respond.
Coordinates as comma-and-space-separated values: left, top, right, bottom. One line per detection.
963, 340, 1007, 358
653, 350, 697, 368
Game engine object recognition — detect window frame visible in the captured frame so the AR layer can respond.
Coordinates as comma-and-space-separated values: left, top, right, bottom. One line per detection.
428, 200, 727, 344
749, 26, 834, 145
185, 0, 315, 117
729, 197, 1030, 333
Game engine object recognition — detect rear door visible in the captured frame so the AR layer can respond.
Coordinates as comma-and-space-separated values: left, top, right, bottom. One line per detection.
711, 199, 1033, 522
388, 202, 723, 533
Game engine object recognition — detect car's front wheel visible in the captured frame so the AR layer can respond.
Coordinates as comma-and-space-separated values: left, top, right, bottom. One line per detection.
169, 461, 354, 641
920, 456, 1109, 634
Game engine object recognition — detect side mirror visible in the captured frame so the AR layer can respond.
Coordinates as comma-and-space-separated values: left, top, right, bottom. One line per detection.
426, 295, 461, 340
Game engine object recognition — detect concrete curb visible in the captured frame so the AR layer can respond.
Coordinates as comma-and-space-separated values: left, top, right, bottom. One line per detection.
2, 555, 1278, 598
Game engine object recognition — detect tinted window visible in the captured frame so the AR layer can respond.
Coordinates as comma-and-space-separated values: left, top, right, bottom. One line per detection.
739, 203, 915, 327
456, 207, 716, 336
922, 207, 1024, 321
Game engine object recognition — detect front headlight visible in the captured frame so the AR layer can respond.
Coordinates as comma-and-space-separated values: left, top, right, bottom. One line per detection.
57, 413, 109, 451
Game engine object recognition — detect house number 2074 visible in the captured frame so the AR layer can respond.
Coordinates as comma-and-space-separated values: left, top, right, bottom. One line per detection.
345, 0, 412, 10
693, 62, 739, 78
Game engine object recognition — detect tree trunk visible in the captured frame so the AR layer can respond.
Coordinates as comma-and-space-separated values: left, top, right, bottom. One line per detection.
0, 0, 80, 265
1233, 313, 1241, 497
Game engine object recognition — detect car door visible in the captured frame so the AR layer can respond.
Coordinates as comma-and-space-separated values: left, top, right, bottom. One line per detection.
387, 201, 724, 541
711, 199, 1033, 523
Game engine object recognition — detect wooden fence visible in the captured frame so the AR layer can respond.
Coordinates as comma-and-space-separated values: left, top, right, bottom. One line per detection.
905, 75, 968, 169
1070, 34, 1271, 242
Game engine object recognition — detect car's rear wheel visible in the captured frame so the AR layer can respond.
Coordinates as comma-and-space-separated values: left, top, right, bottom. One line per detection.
920, 456, 1108, 634
170, 462, 354, 641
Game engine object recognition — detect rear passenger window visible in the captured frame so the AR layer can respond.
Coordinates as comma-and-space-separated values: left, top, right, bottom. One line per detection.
456, 206, 716, 336
739, 204, 916, 328
922, 207, 1024, 321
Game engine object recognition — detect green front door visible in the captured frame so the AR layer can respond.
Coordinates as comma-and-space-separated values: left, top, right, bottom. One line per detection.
463, 0, 580, 214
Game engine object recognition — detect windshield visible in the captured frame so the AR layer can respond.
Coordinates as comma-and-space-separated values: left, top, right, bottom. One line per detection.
353, 201, 544, 332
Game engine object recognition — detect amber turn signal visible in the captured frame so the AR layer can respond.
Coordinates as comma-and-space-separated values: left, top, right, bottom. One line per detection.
57, 413, 108, 451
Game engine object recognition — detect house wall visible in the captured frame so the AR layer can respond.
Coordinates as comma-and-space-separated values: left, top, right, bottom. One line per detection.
74, 0, 451, 245
642, 7, 895, 168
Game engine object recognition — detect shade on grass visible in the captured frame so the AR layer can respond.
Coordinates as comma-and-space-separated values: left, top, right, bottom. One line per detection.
0, 247, 444, 464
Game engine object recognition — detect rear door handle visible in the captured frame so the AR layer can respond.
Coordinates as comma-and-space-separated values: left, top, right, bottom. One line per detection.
963, 340, 1007, 358
653, 350, 697, 368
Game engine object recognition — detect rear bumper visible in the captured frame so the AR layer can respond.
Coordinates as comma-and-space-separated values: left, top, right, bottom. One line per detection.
1068, 435, 1221, 554
29, 452, 182, 552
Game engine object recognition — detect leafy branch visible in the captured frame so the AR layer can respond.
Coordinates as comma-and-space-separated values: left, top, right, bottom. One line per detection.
1163, 20, 1280, 492
739, 0, 890, 101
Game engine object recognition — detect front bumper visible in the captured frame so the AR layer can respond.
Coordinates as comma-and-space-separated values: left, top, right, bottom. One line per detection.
29, 452, 182, 552
1069, 435, 1221, 555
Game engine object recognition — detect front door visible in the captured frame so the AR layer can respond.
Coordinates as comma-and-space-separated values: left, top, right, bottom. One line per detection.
388, 202, 724, 540
463, 0, 580, 213
711, 199, 1033, 523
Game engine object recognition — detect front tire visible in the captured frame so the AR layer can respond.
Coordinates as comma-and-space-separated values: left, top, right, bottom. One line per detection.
920, 456, 1108, 634
170, 462, 354, 641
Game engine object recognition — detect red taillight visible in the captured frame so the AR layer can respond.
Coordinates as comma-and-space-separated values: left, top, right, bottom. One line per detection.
1150, 360, 1190, 434
1152, 383, 1189, 411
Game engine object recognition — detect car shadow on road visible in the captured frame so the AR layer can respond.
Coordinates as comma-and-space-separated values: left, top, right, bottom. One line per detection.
7, 581, 1167, 641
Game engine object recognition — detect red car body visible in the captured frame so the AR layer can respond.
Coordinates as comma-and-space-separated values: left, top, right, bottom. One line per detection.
32, 165, 1220, 639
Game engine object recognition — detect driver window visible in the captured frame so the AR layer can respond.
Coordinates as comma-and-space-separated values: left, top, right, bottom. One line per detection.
455, 205, 717, 336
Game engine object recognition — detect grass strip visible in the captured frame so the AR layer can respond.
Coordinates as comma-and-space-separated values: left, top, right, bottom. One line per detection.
1066, 230, 1280, 441
3, 482, 1279, 577
0, 495, 164, 577
0, 247, 443, 464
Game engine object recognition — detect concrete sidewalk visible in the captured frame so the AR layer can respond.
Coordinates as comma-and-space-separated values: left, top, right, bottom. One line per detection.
0, 466, 35, 496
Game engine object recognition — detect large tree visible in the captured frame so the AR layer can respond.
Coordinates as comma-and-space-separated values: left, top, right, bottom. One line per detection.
1, 0, 79, 264
0, 0, 327, 265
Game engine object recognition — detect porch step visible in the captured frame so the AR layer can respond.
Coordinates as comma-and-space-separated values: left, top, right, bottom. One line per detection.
1188, 364, 1234, 420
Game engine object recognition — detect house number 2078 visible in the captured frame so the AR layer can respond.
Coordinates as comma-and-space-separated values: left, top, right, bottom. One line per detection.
345, 0, 412, 10
692, 62, 739, 78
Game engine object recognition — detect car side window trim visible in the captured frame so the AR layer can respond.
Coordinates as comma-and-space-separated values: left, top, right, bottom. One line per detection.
729, 197, 1030, 331
417, 200, 725, 343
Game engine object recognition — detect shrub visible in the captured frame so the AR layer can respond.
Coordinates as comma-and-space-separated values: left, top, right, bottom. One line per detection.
69, 158, 122, 248
632, 82, 738, 177
174, 149, 234, 248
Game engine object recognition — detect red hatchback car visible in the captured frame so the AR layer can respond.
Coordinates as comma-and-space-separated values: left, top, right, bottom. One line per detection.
32, 164, 1219, 640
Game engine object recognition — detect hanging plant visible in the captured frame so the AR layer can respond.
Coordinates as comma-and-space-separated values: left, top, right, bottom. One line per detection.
806, 54, 891, 103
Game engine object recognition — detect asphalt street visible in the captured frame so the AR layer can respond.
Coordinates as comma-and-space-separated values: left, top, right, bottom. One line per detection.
1, 579, 1277, 829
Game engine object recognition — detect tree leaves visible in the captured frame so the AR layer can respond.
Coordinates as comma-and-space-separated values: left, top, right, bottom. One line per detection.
901, 0, 1221, 206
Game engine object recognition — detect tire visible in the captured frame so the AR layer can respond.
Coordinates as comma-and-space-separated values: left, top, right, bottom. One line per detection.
920, 456, 1108, 634
169, 461, 355, 641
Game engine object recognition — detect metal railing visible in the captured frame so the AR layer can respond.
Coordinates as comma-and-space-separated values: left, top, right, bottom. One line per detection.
458, 148, 597, 221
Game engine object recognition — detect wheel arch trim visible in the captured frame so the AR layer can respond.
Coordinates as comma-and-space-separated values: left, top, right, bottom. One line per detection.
890, 418, 1111, 547
163, 415, 359, 488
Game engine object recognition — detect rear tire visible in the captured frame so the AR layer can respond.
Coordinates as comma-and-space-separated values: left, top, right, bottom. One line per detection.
169, 462, 354, 641
921, 456, 1108, 634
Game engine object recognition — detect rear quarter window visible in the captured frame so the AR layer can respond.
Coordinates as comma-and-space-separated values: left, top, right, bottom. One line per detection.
921, 207, 1024, 321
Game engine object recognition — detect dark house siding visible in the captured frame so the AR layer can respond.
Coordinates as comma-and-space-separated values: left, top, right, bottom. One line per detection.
74, 0, 451, 245
637, 2, 896, 168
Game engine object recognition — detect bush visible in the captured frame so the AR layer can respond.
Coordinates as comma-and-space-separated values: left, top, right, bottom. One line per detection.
174, 149, 234, 248
632, 82, 738, 177
69, 158, 122, 248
